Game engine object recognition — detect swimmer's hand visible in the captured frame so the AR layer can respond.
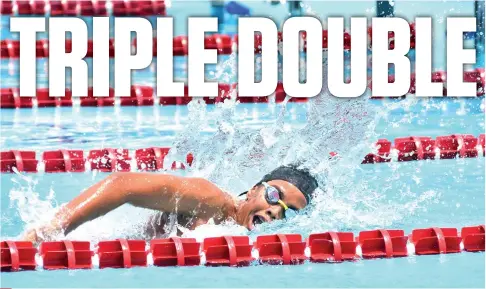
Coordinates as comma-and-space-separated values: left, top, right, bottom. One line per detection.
22, 204, 68, 244
22, 228, 38, 243
22, 221, 64, 245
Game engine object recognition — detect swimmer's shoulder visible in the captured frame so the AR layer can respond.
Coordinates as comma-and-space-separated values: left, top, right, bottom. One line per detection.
172, 176, 224, 195
180, 176, 235, 212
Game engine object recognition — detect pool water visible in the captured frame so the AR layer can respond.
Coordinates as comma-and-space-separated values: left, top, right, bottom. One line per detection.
1, 101, 484, 288
1, 252, 484, 288
1, 0, 485, 288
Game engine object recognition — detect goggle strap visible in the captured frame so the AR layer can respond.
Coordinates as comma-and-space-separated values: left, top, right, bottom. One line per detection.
277, 199, 289, 211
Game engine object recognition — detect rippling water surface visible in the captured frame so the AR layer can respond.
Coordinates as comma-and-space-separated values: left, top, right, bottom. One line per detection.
1, 0, 485, 288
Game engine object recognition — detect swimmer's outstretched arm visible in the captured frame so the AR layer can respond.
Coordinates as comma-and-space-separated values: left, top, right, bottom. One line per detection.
23, 173, 233, 242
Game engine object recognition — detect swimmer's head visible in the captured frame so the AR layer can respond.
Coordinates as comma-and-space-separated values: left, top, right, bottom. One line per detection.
236, 165, 318, 230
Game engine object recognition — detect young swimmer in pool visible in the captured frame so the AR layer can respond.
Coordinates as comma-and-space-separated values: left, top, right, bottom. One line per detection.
23, 165, 318, 243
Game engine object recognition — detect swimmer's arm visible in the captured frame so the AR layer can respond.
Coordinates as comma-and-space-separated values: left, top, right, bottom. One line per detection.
23, 173, 132, 242
54, 173, 229, 235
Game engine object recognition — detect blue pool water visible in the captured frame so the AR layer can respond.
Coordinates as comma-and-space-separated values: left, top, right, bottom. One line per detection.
1, 0, 485, 288
1, 101, 484, 288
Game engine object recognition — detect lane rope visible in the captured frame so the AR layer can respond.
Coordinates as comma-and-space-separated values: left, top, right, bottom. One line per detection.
0, 133, 484, 174
0, 0, 167, 17
1, 68, 484, 109
1, 225, 483, 271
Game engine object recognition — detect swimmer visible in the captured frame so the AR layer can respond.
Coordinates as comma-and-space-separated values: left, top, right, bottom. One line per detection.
23, 165, 318, 243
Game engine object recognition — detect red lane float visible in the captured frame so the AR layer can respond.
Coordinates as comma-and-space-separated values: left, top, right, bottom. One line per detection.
79, 88, 115, 107
0, 241, 37, 272
0, 134, 484, 173
40, 241, 93, 270
82, 39, 116, 58
43, 150, 85, 173
410, 228, 462, 255
1, 225, 483, 271
112, 0, 166, 16
307, 232, 358, 262
0, 150, 38, 173
173, 36, 189, 56
150, 237, 200, 267
135, 148, 193, 171
136, 147, 170, 171
97, 239, 147, 269
407, 71, 448, 96
255, 234, 306, 265
436, 134, 478, 159
362, 134, 485, 164
362, 139, 391, 164
121, 86, 154, 106
393, 136, 436, 161
79, 1, 108, 16
50, 0, 77, 16
461, 225, 485, 252
0, 39, 20, 59
310, 30, 351, 50
464, 69, 486, 96
88, 148, 131, 172
357, 229, 408, 258
36, 89, 73, 107
0, 88, 35, 108
1, 1, 14, 14
203, 236, 253, 267
0, 87, 72, 108
35, 39, 49, 57
0, 0, 165, 16
205, 34, 233, 54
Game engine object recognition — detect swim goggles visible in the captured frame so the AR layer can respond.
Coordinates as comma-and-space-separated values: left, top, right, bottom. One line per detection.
262, 182, 289, 211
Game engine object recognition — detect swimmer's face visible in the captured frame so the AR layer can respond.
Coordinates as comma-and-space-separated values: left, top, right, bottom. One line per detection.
237, 180, 308, 230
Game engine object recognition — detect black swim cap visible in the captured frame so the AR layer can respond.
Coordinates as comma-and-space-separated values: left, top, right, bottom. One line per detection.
258, 165, 318, 204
